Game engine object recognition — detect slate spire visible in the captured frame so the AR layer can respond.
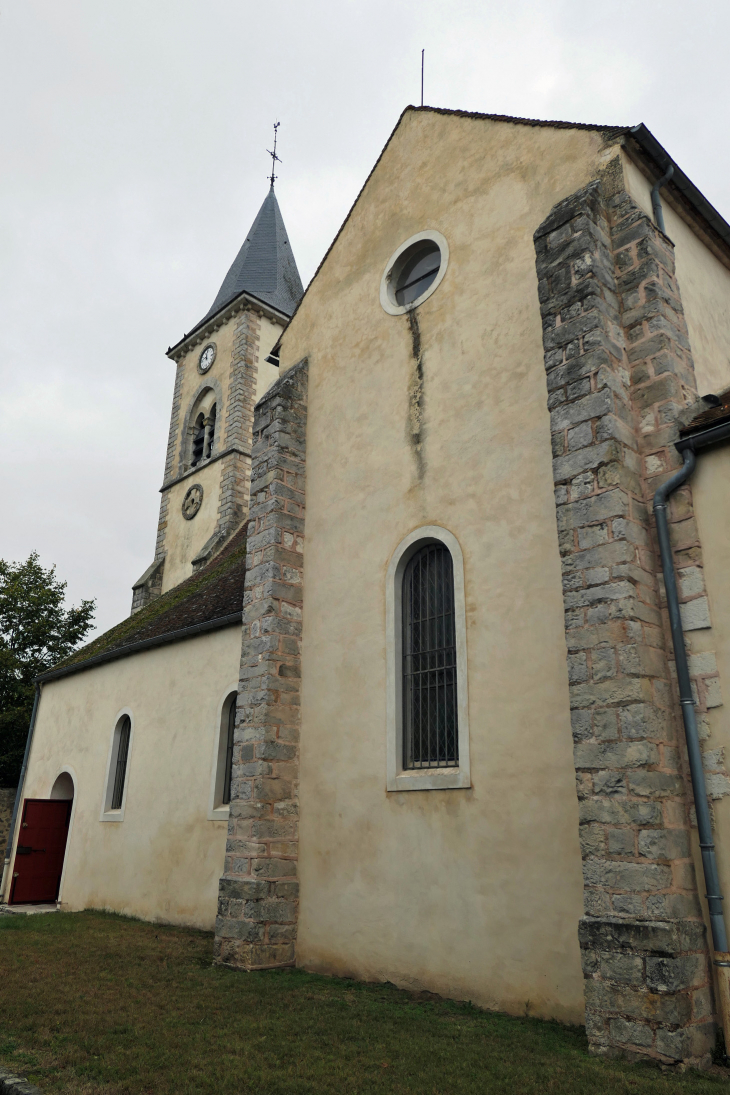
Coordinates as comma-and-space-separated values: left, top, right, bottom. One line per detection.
201, 184, 304, 323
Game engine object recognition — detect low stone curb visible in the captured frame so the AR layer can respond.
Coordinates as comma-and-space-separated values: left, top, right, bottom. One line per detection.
0, 1067, 43, 1094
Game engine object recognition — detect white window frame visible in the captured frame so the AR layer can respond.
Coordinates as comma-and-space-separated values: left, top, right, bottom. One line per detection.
208, 686, 238, 820
386, 526, 470, 791
379, 230, 449, 316
100, 709, 134, 822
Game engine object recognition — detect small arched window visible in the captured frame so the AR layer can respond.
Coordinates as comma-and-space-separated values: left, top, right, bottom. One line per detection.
101, 713, 133, 820
402, 544, 458, 769
111, 716, 131, 809
188, 394, 217, 469
222, 697, 235, 805
209, 691, 237, 818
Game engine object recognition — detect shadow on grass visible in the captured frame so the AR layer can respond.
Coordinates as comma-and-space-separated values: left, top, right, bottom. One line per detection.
0, 910, 728, 1094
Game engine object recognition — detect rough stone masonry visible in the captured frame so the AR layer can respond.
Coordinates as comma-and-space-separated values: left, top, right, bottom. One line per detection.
535, 172, 718, 1066
214, 358, 308, 970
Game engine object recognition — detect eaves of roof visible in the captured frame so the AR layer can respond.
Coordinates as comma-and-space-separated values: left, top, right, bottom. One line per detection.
40, 525, 247, 684
625, 124, 730, 260
679, 387, 730, 436
36, 612, 242, 684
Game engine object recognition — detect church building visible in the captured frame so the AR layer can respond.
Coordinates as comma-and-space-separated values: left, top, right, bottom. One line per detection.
4, 106, 730, 1069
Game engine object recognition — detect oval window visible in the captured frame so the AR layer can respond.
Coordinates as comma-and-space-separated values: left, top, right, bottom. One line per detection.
380, 231, 449, 316
394, 241, 441, 306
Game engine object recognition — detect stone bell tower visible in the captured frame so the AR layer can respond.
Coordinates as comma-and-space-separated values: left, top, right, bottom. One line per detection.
131, 184, 303, 611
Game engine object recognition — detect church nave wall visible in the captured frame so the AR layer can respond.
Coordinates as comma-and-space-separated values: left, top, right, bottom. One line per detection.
16, 625, 242, 929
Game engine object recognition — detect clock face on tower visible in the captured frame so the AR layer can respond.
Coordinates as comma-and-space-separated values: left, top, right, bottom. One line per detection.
198, 343, 216, 373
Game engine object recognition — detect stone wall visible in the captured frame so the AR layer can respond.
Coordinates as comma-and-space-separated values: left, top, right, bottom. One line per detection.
535, 176, 718, 1066
214, 358, 307, 970
213, 309, 261, 543
0, 788, 17, 863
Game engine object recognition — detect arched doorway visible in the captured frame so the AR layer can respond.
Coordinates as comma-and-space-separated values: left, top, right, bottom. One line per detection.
10, 772, 74, 905
50, 772, 74, 801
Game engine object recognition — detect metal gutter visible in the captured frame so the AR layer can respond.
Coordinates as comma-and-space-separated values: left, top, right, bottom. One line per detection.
653, 418, 730, 1050
35, 611, 243, 685
677, 419, 730, 454
629, 124, 730, 254
0, 684, 41, 902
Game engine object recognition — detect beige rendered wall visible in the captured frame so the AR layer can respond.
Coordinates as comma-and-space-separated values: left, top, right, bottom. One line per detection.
257, 314, 284, 399
621, 151, 730, 396
686, 447, 730, 941
276, 112, 622, 1022
13, 626, 241, 928
161, 458, 224, 592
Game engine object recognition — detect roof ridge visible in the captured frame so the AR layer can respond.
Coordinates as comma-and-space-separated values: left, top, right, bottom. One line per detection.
410, 104, 628, 133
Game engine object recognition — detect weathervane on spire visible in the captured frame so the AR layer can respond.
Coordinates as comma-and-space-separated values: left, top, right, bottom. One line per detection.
267, 122, 281, 188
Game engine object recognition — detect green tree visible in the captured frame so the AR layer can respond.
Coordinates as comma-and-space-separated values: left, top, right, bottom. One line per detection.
0, 553, 95, 787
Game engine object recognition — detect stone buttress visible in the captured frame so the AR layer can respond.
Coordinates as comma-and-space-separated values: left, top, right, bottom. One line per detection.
534, 175, 723, 1065
214, 359, 308, 969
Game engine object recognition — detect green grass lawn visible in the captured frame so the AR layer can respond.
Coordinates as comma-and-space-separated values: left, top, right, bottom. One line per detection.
0, 911, 728, 1094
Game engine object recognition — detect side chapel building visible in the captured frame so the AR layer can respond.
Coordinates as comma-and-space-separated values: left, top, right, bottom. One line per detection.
4, 106, 730, 1067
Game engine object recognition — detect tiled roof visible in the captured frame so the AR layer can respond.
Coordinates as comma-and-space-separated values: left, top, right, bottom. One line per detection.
39, 526, 247, 682
680, 389, 730, 435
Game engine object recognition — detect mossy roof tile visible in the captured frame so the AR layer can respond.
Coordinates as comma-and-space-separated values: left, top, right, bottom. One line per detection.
41, 526, 247, 681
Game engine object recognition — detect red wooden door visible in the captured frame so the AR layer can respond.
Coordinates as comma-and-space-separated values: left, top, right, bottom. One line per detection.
10, 799, 72, 905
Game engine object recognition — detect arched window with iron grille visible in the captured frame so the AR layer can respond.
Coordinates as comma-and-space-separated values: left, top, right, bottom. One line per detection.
402, 543, 458, 769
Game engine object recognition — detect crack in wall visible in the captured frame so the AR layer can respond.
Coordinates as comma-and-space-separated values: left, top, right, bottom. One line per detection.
407, 309, 425, 480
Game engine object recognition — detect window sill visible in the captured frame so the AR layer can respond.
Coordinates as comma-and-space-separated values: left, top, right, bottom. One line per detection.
100, 810, 124, 823
387, 768, 470, 792
208, 805, 230, 821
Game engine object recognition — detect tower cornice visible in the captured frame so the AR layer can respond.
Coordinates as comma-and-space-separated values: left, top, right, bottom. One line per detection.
166, 290, 288, 363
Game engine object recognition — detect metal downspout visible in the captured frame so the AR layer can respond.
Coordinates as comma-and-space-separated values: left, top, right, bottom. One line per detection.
0, 683, 41, 903
653, 439, 730, 1049
651, 164, 674, 235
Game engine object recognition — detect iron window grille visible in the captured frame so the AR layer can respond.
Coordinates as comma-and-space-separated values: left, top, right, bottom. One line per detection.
111, 716, 131, 810
222, 699, 236, 806
402, 544, 458, 769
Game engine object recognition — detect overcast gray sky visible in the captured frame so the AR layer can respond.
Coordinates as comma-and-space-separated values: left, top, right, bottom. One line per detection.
2, 0, 729, 637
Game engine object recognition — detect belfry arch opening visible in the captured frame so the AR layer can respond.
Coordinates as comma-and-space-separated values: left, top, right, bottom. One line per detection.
187, 389, 218, 470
